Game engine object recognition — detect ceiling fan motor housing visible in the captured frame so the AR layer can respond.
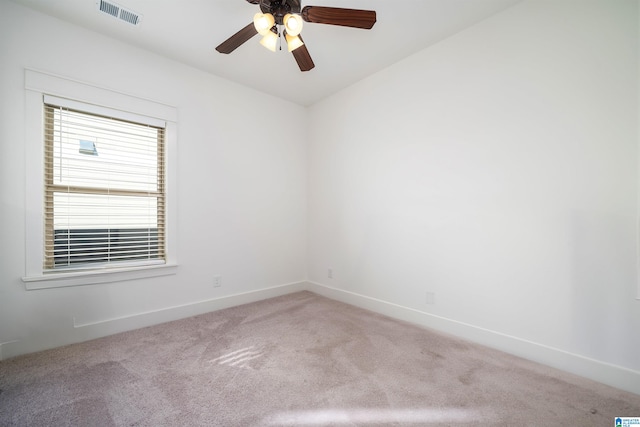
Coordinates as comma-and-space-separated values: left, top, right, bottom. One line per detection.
260, 0, 301, 24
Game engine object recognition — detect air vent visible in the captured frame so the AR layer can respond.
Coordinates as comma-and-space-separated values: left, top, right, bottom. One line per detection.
98, 0, 118, 17
97, 0, 142, 26
118, 9, 140, 25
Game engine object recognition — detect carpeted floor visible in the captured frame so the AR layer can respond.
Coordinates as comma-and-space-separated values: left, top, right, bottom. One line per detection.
1, 291, 639, 426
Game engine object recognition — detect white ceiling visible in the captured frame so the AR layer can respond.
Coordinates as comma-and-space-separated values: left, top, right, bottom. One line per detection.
11, 0, 522, 106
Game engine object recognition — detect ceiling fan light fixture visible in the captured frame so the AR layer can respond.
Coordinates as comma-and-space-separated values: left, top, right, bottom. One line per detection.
283, 13, 303, 36
260, 28, 279, 52
285, 32, 304, 52
253, 12, 275, 35
283, 13, 303, 37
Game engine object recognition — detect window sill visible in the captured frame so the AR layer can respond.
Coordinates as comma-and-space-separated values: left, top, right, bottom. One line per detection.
22, 263, 178, 290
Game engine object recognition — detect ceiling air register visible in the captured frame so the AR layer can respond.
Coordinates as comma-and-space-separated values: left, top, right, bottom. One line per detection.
96, 0, 142, 26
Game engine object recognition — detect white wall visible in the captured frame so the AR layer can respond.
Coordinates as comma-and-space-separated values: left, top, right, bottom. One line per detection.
0, 0, 307, 357
308, 0, 640, 391
2, 0, 640, 396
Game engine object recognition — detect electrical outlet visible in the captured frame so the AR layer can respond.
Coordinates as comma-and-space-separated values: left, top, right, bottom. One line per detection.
328, 268, 333, 279
213, 275, 222, 288
425, 292, 435, 305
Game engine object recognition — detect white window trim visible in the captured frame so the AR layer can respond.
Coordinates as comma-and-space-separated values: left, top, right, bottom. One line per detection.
23, 68, 178, 290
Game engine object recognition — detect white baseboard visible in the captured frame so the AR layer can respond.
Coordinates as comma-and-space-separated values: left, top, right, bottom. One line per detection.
0, 281, 307, 360
3, 279, 638, 396
305, 281, 640, 396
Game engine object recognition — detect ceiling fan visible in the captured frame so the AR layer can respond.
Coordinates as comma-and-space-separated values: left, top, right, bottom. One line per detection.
216, 0, 377, 72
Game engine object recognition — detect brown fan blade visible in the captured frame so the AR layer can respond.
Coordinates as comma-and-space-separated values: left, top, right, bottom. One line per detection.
301, 6, 376, 29
215, 22, 258, 54
292, 36, 314, 72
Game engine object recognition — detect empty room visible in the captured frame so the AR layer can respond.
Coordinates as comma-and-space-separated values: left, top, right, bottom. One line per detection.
1, 0, 639, 425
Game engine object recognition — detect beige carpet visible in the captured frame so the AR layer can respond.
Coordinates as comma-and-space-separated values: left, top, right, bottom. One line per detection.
1, 291, 638, 426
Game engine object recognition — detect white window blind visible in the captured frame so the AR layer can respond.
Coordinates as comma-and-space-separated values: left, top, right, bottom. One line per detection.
44, 99, 166, 271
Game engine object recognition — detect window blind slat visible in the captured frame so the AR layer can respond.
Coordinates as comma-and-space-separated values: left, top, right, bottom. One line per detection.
44, 102, 166, 270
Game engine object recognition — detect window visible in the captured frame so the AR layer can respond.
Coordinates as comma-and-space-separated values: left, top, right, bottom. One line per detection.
44, 99, 165, 271
23, 69, 177, 289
